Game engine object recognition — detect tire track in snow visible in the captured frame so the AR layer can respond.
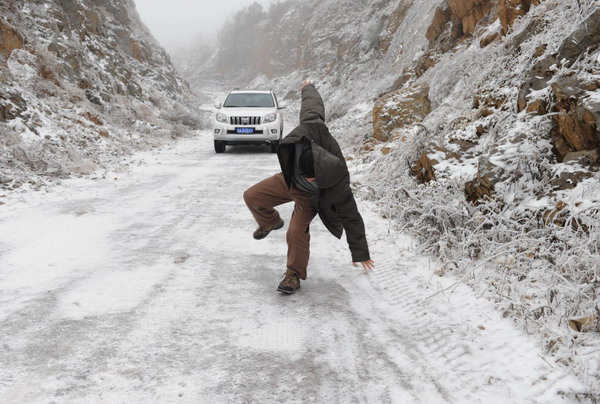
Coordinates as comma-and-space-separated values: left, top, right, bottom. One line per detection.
339, 215, 577, 404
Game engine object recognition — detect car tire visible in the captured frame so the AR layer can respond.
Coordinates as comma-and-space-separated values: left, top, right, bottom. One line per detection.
270, 140, 279, 153
214, 140, 226, 153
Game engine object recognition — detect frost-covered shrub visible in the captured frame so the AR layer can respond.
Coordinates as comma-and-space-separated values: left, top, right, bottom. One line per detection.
131, 102, 160, 126
0, 127, 21, 147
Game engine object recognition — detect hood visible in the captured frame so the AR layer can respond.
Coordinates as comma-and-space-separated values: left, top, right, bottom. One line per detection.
221, 107, 277, 116
299, 84, 325, 123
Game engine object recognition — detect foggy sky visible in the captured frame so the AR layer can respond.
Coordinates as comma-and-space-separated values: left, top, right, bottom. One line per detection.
133, 0, 272, 51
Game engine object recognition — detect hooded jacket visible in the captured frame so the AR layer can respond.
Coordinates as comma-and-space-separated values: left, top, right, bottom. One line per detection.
277, 84, 370, 262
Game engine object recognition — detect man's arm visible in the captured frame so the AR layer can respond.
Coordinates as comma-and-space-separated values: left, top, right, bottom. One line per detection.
333, 182, 371, 264
299, 82, 325, 123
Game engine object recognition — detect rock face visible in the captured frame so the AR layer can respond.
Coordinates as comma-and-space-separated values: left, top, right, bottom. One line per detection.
558, 8, 600, 66
0, 21, 24, 59
0, 0, 191, 112
551, 77, 600, 160
426, 0, 496, 49
498, 0, 541, 34
516, 8, 600, 169
426, 0, 545, 50
0, 0, 201, 189
372, 84, 431, 142
448, 0, 494, 36
426, 6, 452, 43
372, 0, 598, 208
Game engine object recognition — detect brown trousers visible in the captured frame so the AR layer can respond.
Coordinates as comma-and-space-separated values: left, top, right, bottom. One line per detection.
243, 173, 317, 280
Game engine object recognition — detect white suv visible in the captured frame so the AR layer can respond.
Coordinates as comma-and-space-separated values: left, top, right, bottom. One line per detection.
213, 90, 285, 153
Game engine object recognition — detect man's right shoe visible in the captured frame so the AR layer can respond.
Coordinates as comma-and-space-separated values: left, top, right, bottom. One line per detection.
277, 269, 301, 294
253, 218, 284, 240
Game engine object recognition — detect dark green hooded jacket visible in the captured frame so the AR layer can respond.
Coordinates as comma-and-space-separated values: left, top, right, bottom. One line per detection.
277, 84, 370, 262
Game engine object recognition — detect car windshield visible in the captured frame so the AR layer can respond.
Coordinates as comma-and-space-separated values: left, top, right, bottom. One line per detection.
224, 93, 275, 108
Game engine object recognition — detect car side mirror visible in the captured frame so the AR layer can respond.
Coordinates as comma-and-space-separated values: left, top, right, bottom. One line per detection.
214, 102, 222, 109
278, 103, 286, 110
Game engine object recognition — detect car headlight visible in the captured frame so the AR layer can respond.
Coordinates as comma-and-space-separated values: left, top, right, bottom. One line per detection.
264, 113, 276, 123
216, 113, 228, 123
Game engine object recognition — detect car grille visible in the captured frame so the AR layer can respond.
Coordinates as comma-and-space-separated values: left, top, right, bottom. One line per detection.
230, 116, 261, 125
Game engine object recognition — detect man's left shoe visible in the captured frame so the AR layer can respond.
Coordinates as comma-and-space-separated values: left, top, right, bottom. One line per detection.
277, 269, 301, 294
253, 218, 284, 240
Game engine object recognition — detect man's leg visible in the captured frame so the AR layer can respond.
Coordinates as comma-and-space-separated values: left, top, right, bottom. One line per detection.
286, 189, 318, 280
243, 173, 291, 231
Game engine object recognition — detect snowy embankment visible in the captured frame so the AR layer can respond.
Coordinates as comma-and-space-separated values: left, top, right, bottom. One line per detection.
0, 133, 585, 403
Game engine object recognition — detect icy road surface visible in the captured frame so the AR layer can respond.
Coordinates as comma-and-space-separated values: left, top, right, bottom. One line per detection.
0, 135, 583, 403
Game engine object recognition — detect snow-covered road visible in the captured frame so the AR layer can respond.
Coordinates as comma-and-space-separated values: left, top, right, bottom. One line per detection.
0, 134, 583, 403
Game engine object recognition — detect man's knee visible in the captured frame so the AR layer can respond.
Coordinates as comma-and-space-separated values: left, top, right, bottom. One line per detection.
287, 222, 310, 239
243, 187, 255, 206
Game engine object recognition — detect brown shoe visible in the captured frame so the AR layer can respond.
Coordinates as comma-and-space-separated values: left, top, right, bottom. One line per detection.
277, 269, 301, 294
253, 218, 284, 240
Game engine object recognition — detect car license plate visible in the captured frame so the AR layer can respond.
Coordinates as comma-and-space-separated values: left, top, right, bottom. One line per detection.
236, 127, 254, 134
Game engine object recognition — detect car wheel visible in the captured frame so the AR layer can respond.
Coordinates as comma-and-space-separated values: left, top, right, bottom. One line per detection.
270, 140, 279, 153
214, 140, 226, 153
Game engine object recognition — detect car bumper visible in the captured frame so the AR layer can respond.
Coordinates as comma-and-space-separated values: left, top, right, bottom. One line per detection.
213, 122, 281, 143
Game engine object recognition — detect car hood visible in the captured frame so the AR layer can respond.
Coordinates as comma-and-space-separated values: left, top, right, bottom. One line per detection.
220, 107, 276, 116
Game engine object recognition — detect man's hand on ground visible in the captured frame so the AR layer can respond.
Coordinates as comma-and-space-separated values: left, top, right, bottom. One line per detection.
353, 260, 375, 271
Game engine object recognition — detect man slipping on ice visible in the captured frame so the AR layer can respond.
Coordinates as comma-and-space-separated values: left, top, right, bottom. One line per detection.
243, 81, 375, 294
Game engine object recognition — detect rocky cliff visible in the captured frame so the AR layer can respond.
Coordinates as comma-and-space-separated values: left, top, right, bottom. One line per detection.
0, 0, 203, 190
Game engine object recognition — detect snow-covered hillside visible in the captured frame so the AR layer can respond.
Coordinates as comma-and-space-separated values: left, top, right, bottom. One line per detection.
0, 0, 207, 192
178, 0, 600, 397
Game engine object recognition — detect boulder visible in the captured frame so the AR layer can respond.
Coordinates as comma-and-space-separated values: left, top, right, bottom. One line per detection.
463, 156, 502, 205
480, 32, 500, 48
550, 76, 600, 159
543, 201, 568, 226
426, 6, 452, 43
557, 8, 600, 66
448, 0, 494, 36
498, 0, 541, 35
517, 55, 557, 112
465, 174, 495, 204
0, 92, 27, 122
0, 22, 24, 60
372, 84, 431, 141
81, 112, 103, 126
526, 98, 548, 115
550, 169, 594, 191
412, 151, 437, 183
562, 149, 600, 165
582, 90, 600, 127
518, 9, 600, 112
554, 112, 597, 152
84, 10, 103, 36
